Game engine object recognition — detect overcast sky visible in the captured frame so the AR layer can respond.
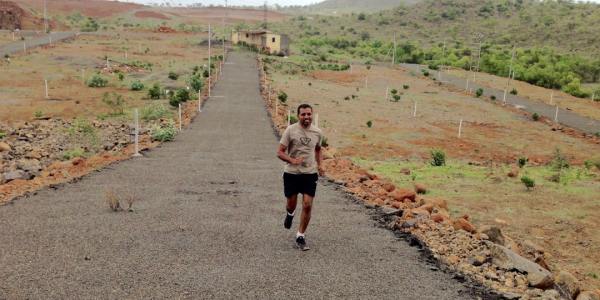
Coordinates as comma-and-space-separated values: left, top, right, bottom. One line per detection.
117, 0, 600, 6
118, 0, 323, 6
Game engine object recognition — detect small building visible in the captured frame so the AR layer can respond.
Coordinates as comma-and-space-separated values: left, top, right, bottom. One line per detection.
232, 30, 289, 56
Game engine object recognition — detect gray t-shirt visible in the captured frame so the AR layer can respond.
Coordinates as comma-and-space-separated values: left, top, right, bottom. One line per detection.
280, 123, 323, 174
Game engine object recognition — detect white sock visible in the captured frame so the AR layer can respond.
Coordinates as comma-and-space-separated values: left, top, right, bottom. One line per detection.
296, 232, 305, 238
287, 210, 295, 216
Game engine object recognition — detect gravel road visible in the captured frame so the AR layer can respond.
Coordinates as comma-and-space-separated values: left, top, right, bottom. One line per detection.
0, 31, 75, 57
0, 51, 481, 299
401, 63, 600, 134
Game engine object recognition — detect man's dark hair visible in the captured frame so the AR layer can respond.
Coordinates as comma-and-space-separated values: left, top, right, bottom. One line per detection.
297, 103, 313, 115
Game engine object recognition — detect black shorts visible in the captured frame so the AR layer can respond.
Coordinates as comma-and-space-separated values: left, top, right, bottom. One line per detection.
283, 172, 318, 198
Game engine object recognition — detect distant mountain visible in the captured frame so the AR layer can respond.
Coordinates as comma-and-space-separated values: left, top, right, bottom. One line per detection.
294, 0, 421, 14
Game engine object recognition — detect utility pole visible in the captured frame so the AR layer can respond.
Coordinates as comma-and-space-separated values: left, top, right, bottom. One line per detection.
503, 46, 516, 104
223, 0, 227, 61
263, 0, 268, 30
43, 0, 48, 33
392, 32, 397, 65
473, 40, 482, 82
208, 23, 211, 96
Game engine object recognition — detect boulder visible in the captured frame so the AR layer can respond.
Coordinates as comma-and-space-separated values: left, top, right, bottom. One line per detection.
381, 182, 395, 193
486, 242, 554, 289
3, 170, 32, 182
414, 183, 427, 194
0, 142, 11, 152
507, 167, 519, 178
453, 218, 476, 233
577, 291, 600, 300
423, 197, 448, 210
390, 188, 416, 202
431, 213, 449, 223
479, 225, 505, 246
16, 159, 41, 175
555, 271, 580, 300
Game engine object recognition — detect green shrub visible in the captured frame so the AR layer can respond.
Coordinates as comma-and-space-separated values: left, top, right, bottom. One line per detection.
430, 149, 446, 166
130, 81, 144, 91
169, 88, 191, 107
0, 131, 5, 139
141, 103, 171, 121
390, 89, 398, 95
87, 74, 108, 87
366, 120, 373, 128
320, 136, 329, 148
475, 88, 484, 97
490, 95, 496, 100
81, 17, 99, 32
278, 91, 288, 103
67, 117, 99, 150
203, 69, 210, 78
168, 71, 179, 80
392, 94, 401, 102
189, 74, 203, 92
289, 115, 298, 124
344, 96, 350, 100
357, 13, 366, 21
117, 72, 125, 81
34, 110, 43, 118
151, 121, 176, 142
102, 92, 125, 116
532, 113, 540, 121
510, 88, 518, 95
148, 83, 161, 99
403, 84, 409, 90
551, 148, 570, 171
62, 148, 86, 160
521, 176, 535, 190
518, 157, 528, 168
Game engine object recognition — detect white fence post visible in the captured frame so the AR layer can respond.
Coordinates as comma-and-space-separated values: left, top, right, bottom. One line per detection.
554, 106, 559, 123
413, 101, 417, 118
287, 110, 291, 126
178, 103, 183, 130
44, 79, 48, 99
458, 119, 463, 138
132, 108, 142, 157
198, 90, 202, 112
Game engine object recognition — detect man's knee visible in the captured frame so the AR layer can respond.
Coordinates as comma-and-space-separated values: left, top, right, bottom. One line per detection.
302, 195, 313, 209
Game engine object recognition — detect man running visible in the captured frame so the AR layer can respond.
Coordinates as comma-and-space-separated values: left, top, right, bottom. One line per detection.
277, 103, 324, 251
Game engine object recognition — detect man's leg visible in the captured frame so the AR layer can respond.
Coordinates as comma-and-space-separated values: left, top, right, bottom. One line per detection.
298, 194, 313, 234
284, 194, 297, 229
286, 194, 298, 214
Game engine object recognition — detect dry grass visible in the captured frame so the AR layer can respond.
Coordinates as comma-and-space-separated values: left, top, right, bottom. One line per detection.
105, 190, 121, 212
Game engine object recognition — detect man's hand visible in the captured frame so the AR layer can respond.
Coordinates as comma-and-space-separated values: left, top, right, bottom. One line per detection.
318, 166, 325, 177
289, 157, 305, 165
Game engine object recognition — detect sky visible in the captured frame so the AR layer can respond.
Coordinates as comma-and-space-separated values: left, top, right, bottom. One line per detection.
116, 0, 600, 7
117, 0, 323, 6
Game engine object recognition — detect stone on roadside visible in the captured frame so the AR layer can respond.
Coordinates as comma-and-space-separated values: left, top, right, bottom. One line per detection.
431, 213, 449, 223
0, 142, 12, 152
390, 188, 416, 202
480, 225, 505, 246
414, 183, 427, 194
3, 170, 32, 182
381, 182, 395, 192
486, 242, 554, 289
453, 218, 476, 233
555, 271, 581, 300
577, 291, 600, 300
507, 167, 519, 178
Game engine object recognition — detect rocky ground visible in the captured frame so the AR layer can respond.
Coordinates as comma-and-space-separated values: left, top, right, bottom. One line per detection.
0, 118, 132, 183
258, 57, 600, 300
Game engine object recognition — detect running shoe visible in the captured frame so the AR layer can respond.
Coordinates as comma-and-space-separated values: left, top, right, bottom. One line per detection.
296, 236, 310, 251
284, 213, 294, 229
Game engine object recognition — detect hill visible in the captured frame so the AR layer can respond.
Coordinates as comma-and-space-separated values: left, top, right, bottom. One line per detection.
298, 0, 420, 14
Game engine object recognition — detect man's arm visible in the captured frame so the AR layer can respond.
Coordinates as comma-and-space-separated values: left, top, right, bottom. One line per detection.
278, 144, 303, 165
315, 144, 324, 176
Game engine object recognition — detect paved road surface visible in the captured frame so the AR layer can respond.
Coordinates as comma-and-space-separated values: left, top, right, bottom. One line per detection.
0, 31, 75, 57
0, 51, 480, 299
401, 63, 600, 135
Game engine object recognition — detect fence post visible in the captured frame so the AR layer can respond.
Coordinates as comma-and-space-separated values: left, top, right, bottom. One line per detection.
132, 108, 142, 157
179, 103, 183, 131
458, 119, 463, 138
